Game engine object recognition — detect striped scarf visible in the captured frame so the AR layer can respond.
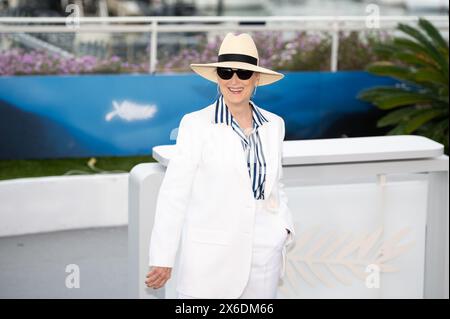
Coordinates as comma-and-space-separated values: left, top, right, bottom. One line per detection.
212, 95, 269, 200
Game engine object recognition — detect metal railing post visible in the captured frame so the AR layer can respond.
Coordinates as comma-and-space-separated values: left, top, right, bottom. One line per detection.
149, 20, 158, 74
330, 20, 339, 72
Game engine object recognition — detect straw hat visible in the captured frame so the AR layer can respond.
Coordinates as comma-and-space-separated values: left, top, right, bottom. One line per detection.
190, 33, 284, 86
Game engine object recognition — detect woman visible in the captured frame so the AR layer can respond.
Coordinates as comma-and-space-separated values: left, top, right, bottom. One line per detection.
145, 33, 295, 299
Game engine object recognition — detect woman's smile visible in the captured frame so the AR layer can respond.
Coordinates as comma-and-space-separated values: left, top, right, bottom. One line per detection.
228, 86, 244, 94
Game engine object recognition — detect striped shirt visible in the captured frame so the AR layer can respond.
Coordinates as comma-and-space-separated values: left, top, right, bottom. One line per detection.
213, 95, 269, 200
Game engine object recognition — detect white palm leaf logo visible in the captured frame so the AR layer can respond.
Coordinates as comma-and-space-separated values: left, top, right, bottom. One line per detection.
105, 100, 157, 121
280, 226, 415, 294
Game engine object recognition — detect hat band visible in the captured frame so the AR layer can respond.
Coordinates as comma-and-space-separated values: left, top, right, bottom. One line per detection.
218, 54, 258, 66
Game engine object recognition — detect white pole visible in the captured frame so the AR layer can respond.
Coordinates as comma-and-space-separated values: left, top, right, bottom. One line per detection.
331, 20, 339, 72
150, 21, 157, 74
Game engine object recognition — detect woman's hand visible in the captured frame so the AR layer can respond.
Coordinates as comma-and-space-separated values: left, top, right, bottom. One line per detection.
145, 266, 172, 289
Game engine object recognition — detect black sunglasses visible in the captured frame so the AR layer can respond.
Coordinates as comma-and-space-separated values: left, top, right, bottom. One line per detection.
217, 67, 254, 80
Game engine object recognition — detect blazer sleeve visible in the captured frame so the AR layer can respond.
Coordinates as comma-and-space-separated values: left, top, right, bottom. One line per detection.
277, 116, 296, 248
148, 113, 202, 267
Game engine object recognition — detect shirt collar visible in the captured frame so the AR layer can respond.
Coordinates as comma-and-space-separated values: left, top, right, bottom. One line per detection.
212, 95, 269, 129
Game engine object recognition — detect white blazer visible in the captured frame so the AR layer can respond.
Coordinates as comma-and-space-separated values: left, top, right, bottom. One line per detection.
148, 102, 295, 299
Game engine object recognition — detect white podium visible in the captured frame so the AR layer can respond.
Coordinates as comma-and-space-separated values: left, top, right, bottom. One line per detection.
129, 135, 449, 299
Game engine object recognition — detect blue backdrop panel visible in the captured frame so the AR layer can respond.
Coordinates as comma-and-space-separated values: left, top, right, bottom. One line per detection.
0, 71, 395, 160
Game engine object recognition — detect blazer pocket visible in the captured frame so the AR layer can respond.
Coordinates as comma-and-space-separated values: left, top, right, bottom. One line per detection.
189, 228, 232, 246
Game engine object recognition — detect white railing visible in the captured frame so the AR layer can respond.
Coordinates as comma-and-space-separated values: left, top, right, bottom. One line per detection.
0, 15, 448, 72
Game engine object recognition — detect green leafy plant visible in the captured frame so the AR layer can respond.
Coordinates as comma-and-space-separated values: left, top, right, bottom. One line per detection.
358, 18, 449, 154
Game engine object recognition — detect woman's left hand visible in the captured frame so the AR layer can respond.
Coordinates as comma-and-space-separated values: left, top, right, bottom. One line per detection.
145, 266, 172, 289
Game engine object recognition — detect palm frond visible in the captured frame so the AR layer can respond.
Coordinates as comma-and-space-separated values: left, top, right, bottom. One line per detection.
370, 92, 434, 109
376, 106, 418, 127
358, 18, 448, 153
366, 62, 417, 83
414, 68, 448, 86
392, 38, 441, 70
404, 108, 445, 134
358, 86, 414, 101
418, 18, 449, 52
397, 23, 446, 68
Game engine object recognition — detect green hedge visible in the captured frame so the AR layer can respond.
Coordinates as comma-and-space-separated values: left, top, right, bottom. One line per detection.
0, 156, 155, 181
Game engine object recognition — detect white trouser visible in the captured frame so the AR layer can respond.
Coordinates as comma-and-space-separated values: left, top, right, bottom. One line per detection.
178, 200, 287, 299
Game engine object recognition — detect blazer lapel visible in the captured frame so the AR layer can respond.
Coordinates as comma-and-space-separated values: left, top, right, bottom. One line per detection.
209, 102, 278, 200
257, 120, 278, 199
230, 119, 278, 200
209, 122, 252, 195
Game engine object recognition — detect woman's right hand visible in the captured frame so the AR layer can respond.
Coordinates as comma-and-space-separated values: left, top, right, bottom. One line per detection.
145, 266, 172, 289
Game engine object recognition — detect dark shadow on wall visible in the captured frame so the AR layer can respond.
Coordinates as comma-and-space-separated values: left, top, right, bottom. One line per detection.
284, 107, 391, 140
320, 107, 391, 138
0, 99, 120, 160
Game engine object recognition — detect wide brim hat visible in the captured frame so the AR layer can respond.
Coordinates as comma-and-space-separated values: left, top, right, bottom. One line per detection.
190, 33, 284, 86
